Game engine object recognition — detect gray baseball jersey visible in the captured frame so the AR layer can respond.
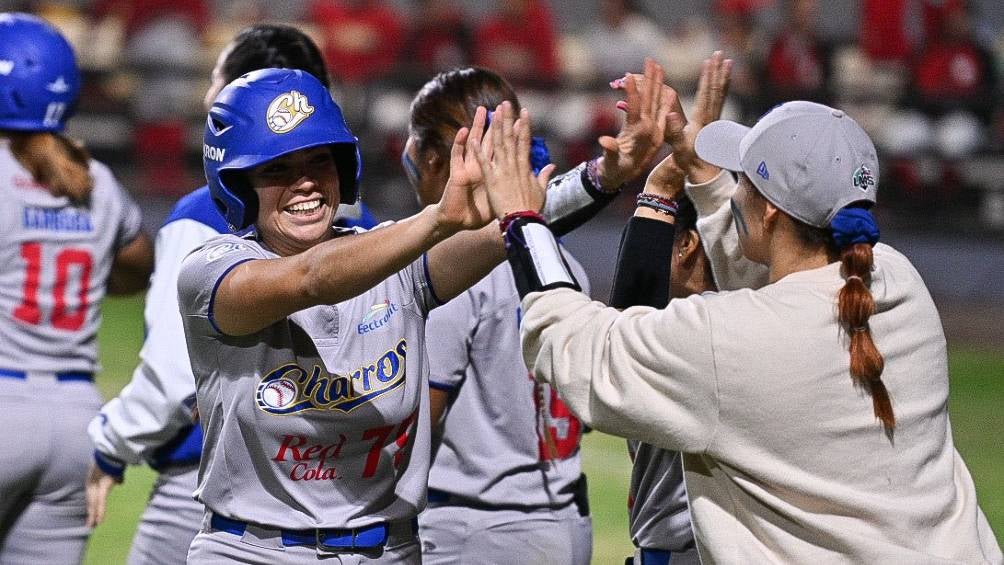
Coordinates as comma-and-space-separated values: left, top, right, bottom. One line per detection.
0, 139, 141, 565
425, 254, 589, 508
627, 440, 692, 551
178, 228, 438, 529
0, 139, 142, 373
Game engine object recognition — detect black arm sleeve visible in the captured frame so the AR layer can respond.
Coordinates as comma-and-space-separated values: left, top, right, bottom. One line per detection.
609, 217, 675, 309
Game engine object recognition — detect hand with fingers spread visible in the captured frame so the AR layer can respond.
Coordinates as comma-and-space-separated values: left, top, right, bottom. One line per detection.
596, 58, 674, 190
434, 105, 495, 232
666, 51, 733, 183
473, 102, 555, 220
613, 51, 733, 183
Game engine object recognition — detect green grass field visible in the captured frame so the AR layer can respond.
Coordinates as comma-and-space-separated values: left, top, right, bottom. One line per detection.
86, 295, 1003, 564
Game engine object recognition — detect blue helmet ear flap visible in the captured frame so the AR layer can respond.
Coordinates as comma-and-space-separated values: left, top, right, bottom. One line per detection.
331, 144, 361, 204
218, 170, 258, 229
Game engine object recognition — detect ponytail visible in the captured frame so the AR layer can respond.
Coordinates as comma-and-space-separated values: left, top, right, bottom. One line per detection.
831, 207, 893, 430
6, 131, 93, 203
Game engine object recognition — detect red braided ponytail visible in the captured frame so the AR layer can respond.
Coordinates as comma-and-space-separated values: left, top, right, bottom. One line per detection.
838, 243, 894, 429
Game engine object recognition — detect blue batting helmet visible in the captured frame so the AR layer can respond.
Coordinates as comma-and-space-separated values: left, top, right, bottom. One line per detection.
203, 68, 361, 231
0, 13, 80, 132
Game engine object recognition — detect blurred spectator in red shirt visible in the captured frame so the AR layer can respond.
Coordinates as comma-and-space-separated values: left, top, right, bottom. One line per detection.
860, 0, 913, 63
911, 0, 996, 122
474, 0, 559, 89
93, 0, 209, 39
762, 0, 831, 109
307, 0, 405, 85
401, 0, 472, 84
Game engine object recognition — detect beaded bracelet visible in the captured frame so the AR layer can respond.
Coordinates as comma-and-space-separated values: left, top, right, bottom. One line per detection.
585, 158, 623, 195
636, 193, 679, 216
499, 210, 546, 234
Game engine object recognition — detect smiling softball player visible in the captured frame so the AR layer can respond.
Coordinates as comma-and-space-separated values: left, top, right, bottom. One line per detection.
177, 69, 559, 563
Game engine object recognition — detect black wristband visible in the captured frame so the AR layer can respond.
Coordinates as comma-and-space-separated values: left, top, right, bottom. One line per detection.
503, 217, 581, 299
609, 216, 676, 309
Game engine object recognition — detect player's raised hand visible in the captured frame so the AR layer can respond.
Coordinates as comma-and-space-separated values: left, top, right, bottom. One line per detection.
85, 462, 120, 528
435, 105, 493, 232
598, 58, 673, 188
472, 102, 553, 219
666, 51, 733, 183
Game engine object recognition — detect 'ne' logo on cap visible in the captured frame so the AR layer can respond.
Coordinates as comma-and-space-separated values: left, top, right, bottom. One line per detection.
756, 161, 770, 180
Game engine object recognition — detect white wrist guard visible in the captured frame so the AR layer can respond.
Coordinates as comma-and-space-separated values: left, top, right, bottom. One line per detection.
503, 217, 580, 298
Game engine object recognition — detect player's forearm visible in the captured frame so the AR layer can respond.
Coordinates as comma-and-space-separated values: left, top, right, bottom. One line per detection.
544, 161, 621, 237
108, 231, 154, 295
300, 204, 458, 303
213, 205, 457, 335
610, 217, 675, 309
425, 223, 505, 304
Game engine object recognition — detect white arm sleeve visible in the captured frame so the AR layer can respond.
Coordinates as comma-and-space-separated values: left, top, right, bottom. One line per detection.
519, 288, 720, 453
88, 219, 220, 464
685, 171, 770, 291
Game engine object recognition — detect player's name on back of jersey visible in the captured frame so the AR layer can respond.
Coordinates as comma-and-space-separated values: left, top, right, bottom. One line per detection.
22, 206, 93, 232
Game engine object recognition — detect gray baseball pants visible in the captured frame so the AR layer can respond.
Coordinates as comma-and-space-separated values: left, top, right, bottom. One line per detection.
126, 464, 202, 565
0, 376, 102, 565
419, 502, 592, 565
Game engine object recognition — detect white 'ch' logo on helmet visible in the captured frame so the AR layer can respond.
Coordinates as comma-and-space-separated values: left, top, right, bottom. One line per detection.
266, 90, 315, 134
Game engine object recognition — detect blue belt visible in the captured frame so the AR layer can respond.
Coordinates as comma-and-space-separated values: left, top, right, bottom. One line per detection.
0, 368, 93, 382
640, 548, 672, 565
209, 513, 415, 550
427, 488, 451, 504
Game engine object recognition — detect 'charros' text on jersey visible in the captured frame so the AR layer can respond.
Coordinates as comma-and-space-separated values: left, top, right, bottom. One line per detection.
256, 339, 408, 415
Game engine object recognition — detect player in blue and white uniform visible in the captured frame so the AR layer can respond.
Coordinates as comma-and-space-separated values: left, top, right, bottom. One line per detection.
84, 24, 376, 565
403, 62, 671, 564
176, 69, 561, 563
0, 13, 153, 564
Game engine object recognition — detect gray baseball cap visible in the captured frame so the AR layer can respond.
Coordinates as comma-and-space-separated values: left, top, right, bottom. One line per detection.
695, 101, 879, 228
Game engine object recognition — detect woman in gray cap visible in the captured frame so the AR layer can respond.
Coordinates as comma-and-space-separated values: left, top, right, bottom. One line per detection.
477, 99, 1002, 563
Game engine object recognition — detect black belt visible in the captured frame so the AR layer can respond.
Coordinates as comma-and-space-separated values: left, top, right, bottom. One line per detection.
209, 513, 416, 550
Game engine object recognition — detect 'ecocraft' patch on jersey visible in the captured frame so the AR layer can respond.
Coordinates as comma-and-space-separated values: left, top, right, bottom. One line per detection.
357, 300, 399, 334
256, 339, 408, 415
267, 90, 314, 134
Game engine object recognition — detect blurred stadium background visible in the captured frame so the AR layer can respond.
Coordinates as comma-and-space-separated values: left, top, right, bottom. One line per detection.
2, 0, 999, 562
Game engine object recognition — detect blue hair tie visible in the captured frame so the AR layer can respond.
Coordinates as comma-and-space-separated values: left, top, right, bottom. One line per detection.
830, 207, 880, 248
486, 109, 550, 175
530, 136, 550, 175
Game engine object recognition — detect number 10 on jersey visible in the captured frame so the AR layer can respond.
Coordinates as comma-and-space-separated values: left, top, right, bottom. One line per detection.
14, 242, 93, 331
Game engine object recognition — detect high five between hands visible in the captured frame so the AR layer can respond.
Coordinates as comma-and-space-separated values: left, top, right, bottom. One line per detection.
437, 52, 733, 224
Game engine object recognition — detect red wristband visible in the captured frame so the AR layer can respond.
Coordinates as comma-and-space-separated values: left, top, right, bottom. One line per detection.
499, 210, 545, 233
